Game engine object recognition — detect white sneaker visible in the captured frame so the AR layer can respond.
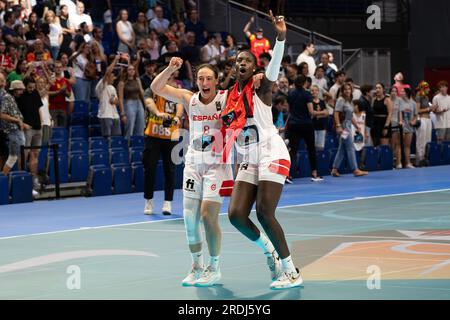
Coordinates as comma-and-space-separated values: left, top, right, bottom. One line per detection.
285, 177, 293, 184
32, 189, 39, 197
194, 266, 221, 287
311, 176, 324, 182
266, 251, 282, 281
270, 268, 303, 290
144, 199, 153, 215
162, 201, 172, 215
395, 164, 403, 169
182, 265, 204, 286
406, 163, 416, 169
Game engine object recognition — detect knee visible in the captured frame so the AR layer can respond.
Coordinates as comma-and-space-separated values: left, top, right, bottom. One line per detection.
256, 204, 274, 227
228, 205, 245, 227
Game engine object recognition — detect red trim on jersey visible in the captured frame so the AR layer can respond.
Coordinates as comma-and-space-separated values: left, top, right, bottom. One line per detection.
221, 180, 234, 188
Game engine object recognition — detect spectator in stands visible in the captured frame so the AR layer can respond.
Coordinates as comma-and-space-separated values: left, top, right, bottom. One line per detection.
142, 87, 183, 215
219, 61, 236, 90
0, 41, 15, 74
44, 10, 63, 60
318, 52, 335, 88
401, 88, 418, 168
201, 35, 222, 66
148, 29, 161, 60
372, 83, 393, 147
23, 11, 40, 42
311, 84, 329, 151
172, 0, 186, 22
49, 60, 71, 127
26, 39, 52, 63
96, 55, 121, 138
118, 64, 146, 138
298, 61, 309, 77
150, 5, 170, 35
92, 27, 105, 57
181, 31, 201, 67
140, 60, 157, 90
272, 95, 289, 139
70, 42, 94, 103
17, 77, 42, 192
285, 63, 298, 86
331, 83, 368, 177
243, 16, 270, 66
312, 66, 328, 99
389, 86, 404, 169
287, 75, 324, 183
345, 78, 362, 100
36, 76, 51, 147
304, 76, 312, 91
224, 34, 238, 61
60, 0, 77, 18
329, 70, 346, 101
116, 9, 135, 56
58, 4, 74, 57
133, 11, 150, 45
60, 52, 76, 114
259, 52, 271, 71
185, 9, 207, 46
328, 52, 338, 71
69, 1, 93, 33
7, 59, 29, 82
159, 40, 193, 88
432, 81, 450, 143
296, 42, 316, 77
274, 76, 289, 100
0, 78, 26, 176
164, 21, 180, 47
91, 41, 107, 98
392, 71, 411, 94
3, 12, 25, 48
415, 81, 434, 166
359, 85, 374, 146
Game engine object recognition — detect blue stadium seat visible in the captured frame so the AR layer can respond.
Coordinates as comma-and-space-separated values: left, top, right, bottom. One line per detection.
379, 145, 393, 170
298, 151, 311, 178
70, 138, 88, 153
432, 129, 437, 143
89, 149, 109, 166
69, 151, 89, 182
70, 126, 88, 139
130, 147, 143, 163
48, 153, 69, 184
112, 164, 133, 194
38, 146, 48, 172
325, 134, 338, 150
132, 162, 144, 192
70, 112, 88, 126
87, 165, 112, 196
0, 173, 8, 205
52, 127, 68, 141
426, 142, 441, 166
442, 142, 450, 165
90, 100, 99, 114
316, 150, 330, 177
9, 171, 33, 203
49, 139, 68, 156
110, 148, 128, 165
89, 124, 102, 137
363, 146, 380, 171
110, 136, 128, 150
89, 137, 108, 151
130, 136, 145, 148
89, 112, 100, 125
74, 100, 89, 114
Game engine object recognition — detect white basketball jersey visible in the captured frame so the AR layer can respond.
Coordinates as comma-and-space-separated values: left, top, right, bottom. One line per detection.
185, 90, 228, 165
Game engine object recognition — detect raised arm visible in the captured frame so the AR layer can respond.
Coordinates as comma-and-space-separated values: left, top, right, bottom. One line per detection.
150, 57, 193, 109
243, 16, 254, 38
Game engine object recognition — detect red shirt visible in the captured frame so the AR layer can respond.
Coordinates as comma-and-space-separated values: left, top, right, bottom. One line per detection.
49, 77, 71, 111
249, 34, 270, 66
0, 54, 13, 71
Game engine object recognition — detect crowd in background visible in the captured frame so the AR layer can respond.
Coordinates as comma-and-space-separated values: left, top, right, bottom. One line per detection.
1, 0, 449, 197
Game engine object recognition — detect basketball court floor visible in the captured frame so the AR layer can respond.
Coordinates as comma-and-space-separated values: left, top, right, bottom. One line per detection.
1, 166, 450, 300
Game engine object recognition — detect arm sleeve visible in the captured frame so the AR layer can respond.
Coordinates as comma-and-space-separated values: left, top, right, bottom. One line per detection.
265, 39, 285, 82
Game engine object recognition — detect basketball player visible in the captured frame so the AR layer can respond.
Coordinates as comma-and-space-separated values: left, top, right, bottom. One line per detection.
222, 11, 303, 290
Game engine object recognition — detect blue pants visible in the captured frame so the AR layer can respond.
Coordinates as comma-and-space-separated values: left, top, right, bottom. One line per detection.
333, 134, 357, 172
124, 99, 145, 138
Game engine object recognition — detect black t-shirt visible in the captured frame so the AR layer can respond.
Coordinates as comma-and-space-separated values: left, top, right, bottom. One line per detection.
140, 74, 154, 91
158, 52, 188, 80
181, 44, 201, 66
73, 34, 86, 51
312, 99, 327, 130
287, 87, 313, 126
359, 95, 374, 128
17, 91, 43, 130
2, 25, 18, 45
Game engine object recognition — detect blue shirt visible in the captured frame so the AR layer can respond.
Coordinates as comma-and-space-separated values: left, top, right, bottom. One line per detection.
287, 87, 313, 126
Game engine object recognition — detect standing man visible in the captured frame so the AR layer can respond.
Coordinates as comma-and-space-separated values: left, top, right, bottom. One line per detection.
432, 81, 450, 143
243, 16, 271, 66
296, 42, 316, 77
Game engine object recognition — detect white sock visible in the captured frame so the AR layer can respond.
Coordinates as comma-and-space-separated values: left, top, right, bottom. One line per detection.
191, 251, 204, 269
209, 256, 220, 271
281, 256, 296, 273
253, 232, 276, 257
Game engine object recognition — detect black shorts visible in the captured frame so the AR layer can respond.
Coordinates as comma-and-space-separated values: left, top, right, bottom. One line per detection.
373, 117, 392, 139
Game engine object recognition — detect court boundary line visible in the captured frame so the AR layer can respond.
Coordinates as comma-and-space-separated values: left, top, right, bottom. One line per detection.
1, 188, 450, 241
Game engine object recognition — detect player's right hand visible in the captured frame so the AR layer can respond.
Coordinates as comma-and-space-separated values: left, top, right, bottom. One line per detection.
168, 57, 183, 72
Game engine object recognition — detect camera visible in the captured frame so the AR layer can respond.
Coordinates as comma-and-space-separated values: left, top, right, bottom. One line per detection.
162, 118, 176, 128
